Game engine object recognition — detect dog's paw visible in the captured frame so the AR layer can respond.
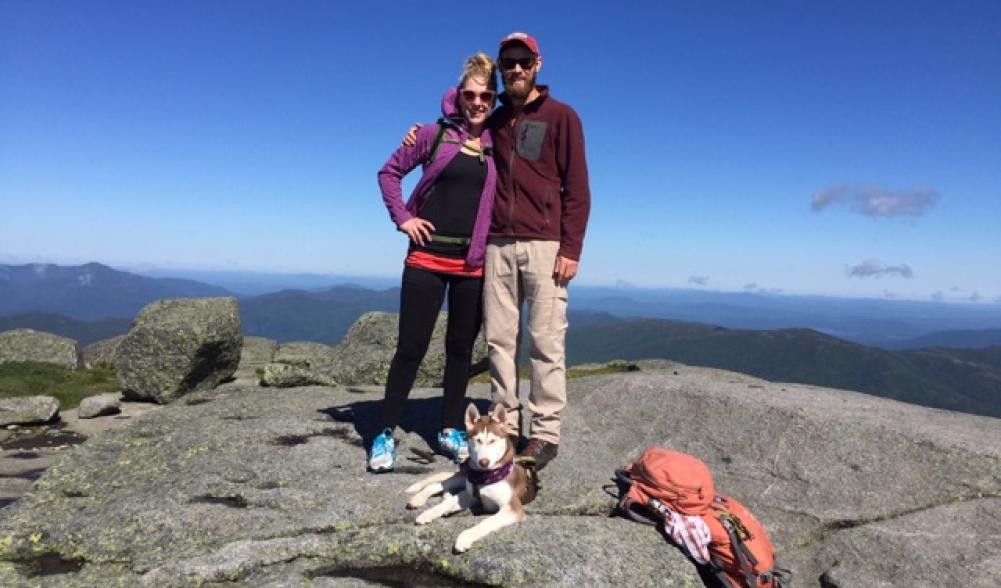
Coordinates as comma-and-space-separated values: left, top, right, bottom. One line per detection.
404, 481, 424, 494
406, 496, 427, 509
415, 511, 435, 525
453, 531, 475, 553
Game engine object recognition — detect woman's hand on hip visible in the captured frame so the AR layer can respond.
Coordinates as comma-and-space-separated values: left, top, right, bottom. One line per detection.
400, 218, 435, 246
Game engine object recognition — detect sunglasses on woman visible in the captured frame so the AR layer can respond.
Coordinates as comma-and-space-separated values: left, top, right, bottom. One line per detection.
460, 90, 496, 103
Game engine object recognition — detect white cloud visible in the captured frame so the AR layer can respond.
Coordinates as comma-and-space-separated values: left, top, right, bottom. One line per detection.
812, 184, 939, 217
811, 184, 848, 211
846, 259, 914, 279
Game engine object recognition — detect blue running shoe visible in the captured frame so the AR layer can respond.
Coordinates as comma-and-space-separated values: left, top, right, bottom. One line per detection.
437, 428, 469, 463
367, 428, 396, 473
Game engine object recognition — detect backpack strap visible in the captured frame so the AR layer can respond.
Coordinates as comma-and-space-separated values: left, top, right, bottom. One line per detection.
715, 511, 793, 588
426, 116, 495, 164
721, 517, 759, 587
612, 468, 659, 526
425, 120, 449, 166
767, 567, 792, 588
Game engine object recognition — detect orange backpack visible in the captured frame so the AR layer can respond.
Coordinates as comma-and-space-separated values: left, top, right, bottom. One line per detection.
614, 448, 789, 588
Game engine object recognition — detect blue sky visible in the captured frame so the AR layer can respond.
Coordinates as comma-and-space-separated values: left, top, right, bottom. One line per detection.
2, 1, 999, 303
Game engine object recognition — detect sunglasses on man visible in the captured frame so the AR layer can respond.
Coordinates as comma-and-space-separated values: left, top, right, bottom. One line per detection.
499, 57, 536, 71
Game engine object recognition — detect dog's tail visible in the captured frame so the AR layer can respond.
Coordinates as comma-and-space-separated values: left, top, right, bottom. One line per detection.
404, 470, 454, 494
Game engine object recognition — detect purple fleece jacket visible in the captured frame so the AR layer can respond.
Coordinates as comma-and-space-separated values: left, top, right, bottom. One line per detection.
377, 87, 498, 268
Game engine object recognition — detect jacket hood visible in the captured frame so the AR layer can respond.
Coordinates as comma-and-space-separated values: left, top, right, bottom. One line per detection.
441, 86, 461, 118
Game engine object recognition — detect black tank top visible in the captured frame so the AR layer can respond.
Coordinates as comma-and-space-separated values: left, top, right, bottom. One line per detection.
417, 151, 486, 257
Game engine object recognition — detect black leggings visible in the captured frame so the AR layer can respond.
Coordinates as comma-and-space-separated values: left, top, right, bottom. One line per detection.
378, 265, 484, 432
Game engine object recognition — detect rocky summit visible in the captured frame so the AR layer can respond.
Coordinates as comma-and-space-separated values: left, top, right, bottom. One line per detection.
0, 361, 997, 587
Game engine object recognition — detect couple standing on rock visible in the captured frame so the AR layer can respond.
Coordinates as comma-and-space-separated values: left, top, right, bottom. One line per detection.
370, 32, 591, 474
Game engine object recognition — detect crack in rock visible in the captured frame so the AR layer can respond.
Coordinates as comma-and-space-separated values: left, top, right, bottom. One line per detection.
795, 491, 1001, 549
308, 564, 494, 587
189, 494, 250, 509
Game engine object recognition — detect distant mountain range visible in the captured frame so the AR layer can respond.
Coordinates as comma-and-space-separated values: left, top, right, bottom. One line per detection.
0, 312, 132, 346
2, 262, 1000, 419
887, 329, 1001, 350
0, 263, 232, 320
6, 262, 1001, 348
570, 287, 1001, 348
238, 286, 400, 345
566, 318, 1001, 419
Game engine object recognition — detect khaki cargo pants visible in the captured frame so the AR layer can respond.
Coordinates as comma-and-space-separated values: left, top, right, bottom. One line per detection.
483, 238, 568, 444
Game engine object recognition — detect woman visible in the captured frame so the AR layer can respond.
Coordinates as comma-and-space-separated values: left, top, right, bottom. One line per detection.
369, 53, 498, 472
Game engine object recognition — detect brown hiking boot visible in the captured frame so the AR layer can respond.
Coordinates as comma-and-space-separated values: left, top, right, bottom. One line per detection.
516, 438, 558, 470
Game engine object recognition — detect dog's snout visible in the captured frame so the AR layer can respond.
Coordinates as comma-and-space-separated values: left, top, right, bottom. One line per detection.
478, 458, 490, 467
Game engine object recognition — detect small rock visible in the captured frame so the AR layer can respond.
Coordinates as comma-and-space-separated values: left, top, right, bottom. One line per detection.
78, 393, 122, 419
0, 396, 60, 426
260, 363, 337, 387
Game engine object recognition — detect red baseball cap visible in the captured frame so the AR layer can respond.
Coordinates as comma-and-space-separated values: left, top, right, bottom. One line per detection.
499, 32, 540, 55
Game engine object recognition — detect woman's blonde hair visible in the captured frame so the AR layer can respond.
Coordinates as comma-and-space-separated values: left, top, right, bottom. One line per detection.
459, 52, 497, 89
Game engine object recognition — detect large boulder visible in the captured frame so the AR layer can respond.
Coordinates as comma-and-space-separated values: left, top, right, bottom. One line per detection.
0, 395, 60, 426
0, 329, 80, 369
116, 298, 242, 403
81, 335, 125, 369
262, 312, 488, 388
0, 363, 997, 586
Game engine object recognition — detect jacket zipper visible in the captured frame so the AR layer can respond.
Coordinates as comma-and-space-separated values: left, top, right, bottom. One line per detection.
543, 185, 551, 228
506, 113, 520, 233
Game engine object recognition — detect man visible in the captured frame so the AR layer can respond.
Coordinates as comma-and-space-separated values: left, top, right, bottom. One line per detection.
484, 32, 591, 470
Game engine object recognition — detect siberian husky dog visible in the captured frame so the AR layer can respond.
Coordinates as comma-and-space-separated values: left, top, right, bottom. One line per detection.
405, 403, 538, 553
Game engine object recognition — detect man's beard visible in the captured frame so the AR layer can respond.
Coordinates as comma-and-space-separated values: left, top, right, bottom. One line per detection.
504, 70, 537, 100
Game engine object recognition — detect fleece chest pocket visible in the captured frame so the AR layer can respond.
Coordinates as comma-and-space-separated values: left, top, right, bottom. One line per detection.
515, 121, 547, 161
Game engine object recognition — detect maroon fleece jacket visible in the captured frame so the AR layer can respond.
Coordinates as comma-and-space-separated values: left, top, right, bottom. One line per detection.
488, 86, 591, 261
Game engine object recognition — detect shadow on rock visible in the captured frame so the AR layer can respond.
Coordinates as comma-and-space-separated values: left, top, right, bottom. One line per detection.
318, 396, 492, 457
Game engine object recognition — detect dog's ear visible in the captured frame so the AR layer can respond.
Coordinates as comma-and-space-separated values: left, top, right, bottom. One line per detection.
465, 403, 481, 431
490, 404, 507, 425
